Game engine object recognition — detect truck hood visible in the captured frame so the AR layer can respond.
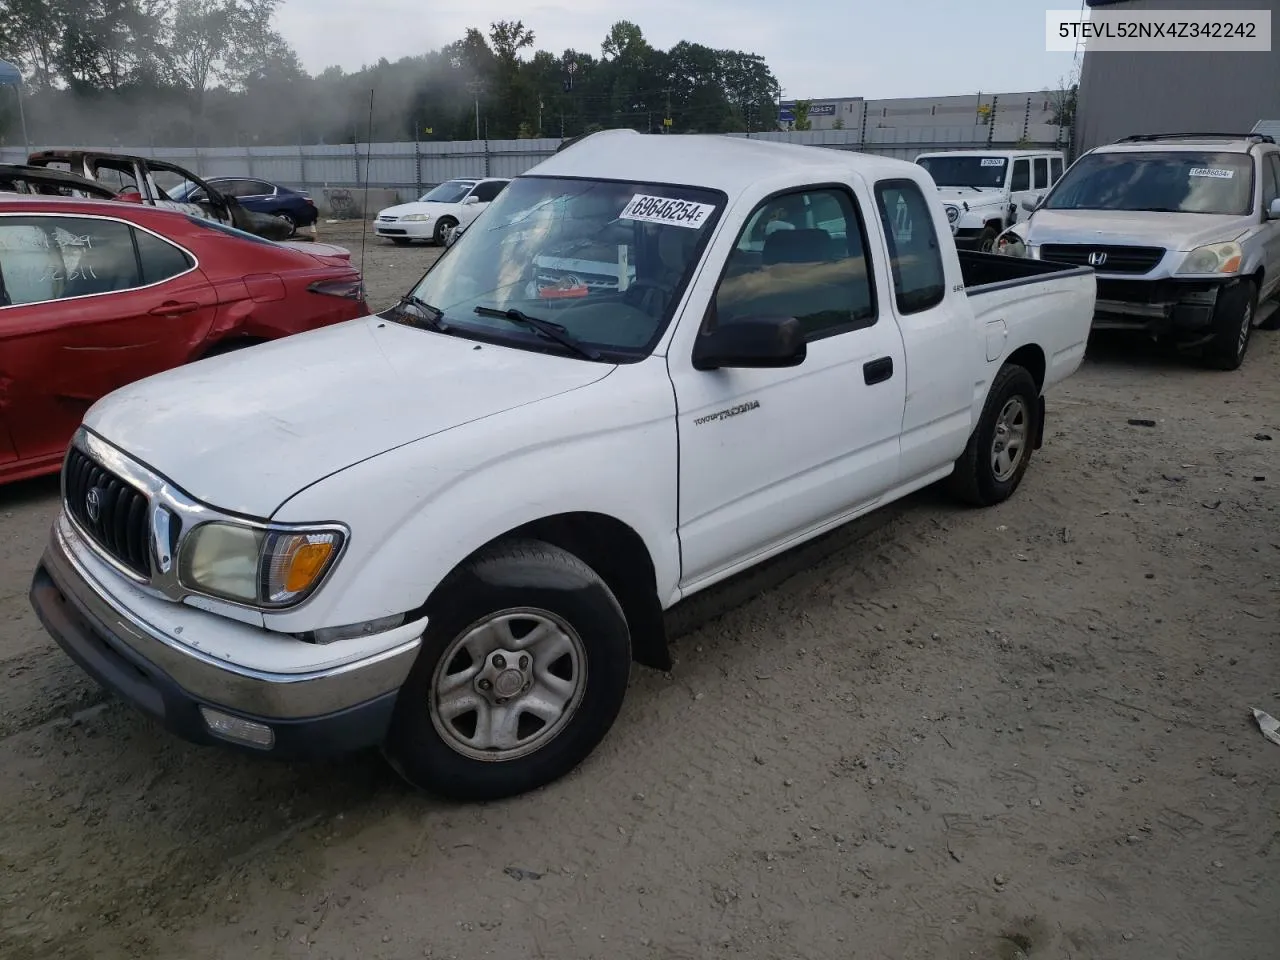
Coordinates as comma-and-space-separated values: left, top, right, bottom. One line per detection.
83, 317, 615, 518
1025, 209, 1249, 252
935, 187, 1006, 209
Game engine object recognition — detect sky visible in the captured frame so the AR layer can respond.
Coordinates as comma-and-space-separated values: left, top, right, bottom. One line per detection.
275, 0, 1086, 101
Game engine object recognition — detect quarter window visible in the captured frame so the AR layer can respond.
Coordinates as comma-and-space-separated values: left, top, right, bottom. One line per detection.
711, 186, 876, 340
874, 180, 946, 314
1011, 159, 1030, 192
136, 228, 195, 284
1050, 157, 1064, 183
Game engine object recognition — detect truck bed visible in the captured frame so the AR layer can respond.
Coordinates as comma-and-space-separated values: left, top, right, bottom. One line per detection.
958, 249, 1092, 295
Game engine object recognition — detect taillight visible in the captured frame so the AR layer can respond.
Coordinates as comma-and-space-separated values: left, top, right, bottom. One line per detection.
307, 278, 364, 300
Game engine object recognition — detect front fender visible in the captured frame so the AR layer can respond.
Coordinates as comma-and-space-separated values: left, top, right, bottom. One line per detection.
260, 359, 680, 635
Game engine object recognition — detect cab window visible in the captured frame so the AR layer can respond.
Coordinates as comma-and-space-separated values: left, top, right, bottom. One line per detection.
712, 186, 876, 340
874, 179, 946, 315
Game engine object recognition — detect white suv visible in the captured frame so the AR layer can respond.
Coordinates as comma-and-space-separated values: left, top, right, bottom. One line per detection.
997, 132, 1280, 370
914, 149, 1065, 251
375, 177, 510, 246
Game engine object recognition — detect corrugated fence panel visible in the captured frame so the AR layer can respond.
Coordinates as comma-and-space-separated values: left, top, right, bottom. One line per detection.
1, 128, 1071, 204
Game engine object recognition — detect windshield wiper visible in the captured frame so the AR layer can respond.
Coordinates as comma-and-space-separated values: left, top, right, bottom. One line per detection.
473, 306, 602, 361
388, 293, 450, 331
1127, 206, 1180, 213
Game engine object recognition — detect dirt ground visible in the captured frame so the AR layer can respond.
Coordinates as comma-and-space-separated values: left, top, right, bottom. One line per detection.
1, 221, 1277, 960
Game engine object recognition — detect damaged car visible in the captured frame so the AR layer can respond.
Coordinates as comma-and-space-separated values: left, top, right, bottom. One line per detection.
0, 195, 367, 486
26, 150, 296, 243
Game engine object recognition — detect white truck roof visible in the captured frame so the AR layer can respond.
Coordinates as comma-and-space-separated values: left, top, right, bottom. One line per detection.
530, 129, 926, 196
914, 149, 1063, 158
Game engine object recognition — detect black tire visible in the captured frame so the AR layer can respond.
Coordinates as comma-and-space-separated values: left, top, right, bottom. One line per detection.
947, 363, 1039, 507
391, 237, 411, 246
433, 217, 457, 246
383, 539, 632, 801
977, 223, 1001, 253
1202, 278, 1257, 370
273, 210, 297, 237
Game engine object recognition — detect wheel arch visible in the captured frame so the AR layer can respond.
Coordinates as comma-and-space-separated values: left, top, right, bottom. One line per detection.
422, 511, 671, 672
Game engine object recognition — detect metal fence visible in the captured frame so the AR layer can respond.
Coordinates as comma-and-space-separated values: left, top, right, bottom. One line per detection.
0, 122, 1068, 214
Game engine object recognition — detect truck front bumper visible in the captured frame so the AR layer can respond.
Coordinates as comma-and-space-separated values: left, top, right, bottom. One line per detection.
1091, 278, 1229, 341
29, 514, 425, 760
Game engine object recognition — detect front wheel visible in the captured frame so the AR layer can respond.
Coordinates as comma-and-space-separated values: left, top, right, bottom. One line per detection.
383, 539, 632, 801
1201, 278, 1257, 370
273, 211, 297, 237
947, 363, 1039, 507
433, 217, 457, 246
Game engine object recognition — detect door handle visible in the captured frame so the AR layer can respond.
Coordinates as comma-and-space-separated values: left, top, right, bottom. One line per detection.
863, 356, 894, 385
149, 301, 200, 317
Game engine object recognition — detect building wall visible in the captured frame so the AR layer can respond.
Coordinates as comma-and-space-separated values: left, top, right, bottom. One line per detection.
779, 91, 1061, 133
1075, 0, 1280, 154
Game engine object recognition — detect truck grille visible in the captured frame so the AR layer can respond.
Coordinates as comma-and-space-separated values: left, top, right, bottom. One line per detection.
1040, 244, 1166, 274
64, 446, 152, 578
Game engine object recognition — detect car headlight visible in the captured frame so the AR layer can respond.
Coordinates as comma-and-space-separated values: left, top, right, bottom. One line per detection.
179, 522, 345, 608
945, 205, 960, 224
400, 214, 432, 222
1176, 241, 1242, 275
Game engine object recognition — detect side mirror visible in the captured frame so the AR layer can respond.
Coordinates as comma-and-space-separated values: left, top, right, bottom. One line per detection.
463, 194, 480, 205
692, 316, 807, 371
1268, 198, 1280, 220
1021, 198, 1039, 212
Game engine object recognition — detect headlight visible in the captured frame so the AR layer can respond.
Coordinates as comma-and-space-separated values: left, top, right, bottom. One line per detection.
1176, 241, 1242, 275
400, 214, 432, 222
945, 205, 960, 224
179, 522, 345, 608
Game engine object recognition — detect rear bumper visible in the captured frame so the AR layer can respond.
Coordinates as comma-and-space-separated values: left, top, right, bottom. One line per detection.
1091, 277, 1230, 337
29, 515, 424, 760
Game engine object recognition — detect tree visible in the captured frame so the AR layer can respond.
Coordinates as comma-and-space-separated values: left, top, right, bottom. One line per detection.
793, 99, 812, 131
1048, 73, 1079, 129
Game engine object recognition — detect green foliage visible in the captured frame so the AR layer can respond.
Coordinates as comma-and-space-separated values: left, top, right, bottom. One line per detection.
0, 7, 783, 147
792, 99, 812, 131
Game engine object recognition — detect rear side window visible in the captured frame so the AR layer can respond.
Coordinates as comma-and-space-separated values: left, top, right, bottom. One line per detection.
1033, 158, 1049, 190
1051, 157, 1064, 183
0, 215, 141, 306
874, 179, 946, 315
135, 228, 195, 284
1011, 160, 1030, 191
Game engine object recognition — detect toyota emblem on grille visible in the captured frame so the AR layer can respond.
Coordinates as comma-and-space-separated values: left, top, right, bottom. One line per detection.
1087, 251, 1108, 267
85, 487, 102, 524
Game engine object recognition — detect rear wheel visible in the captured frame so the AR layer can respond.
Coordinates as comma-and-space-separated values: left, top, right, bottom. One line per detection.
1201, 278, 1257, 370
433, 217, 457, 246
947, 363, 1039, 507
382, 539, 632, 801
273, 210, 297, 237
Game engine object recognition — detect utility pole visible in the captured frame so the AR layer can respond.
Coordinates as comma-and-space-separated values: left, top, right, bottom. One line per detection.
664, 87, 672, 133
538, 97, 544, 137
466, 79, 486, 141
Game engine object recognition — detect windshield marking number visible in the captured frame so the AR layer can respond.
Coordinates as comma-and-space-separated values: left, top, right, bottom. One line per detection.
1189, 168, 1234, 179
620, 194, 714, 229
980, 158, 1005, 167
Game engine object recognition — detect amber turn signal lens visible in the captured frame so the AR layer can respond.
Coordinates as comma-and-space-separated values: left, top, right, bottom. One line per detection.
284, 541, 335, 593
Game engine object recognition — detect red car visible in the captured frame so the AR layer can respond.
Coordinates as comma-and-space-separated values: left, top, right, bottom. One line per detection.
0, 196, 368, 485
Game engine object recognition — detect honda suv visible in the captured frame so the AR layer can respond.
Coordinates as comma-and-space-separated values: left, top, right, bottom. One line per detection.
995, 133, 1280, 370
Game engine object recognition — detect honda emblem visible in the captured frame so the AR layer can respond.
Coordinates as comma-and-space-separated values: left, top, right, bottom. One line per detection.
1087, 251, 1108, 267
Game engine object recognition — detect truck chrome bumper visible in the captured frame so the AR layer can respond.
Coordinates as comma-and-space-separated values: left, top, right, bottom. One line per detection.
29, 515, 425, 758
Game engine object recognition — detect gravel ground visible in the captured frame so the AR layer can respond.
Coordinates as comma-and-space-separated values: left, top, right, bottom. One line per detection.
1, 220, 1277, 960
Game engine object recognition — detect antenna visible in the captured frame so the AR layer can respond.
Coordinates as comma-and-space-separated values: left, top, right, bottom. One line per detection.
358, 88, 373, 297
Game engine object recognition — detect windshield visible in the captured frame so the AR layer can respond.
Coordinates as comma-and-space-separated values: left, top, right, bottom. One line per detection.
419, 181, 475, 204
1042, 150, 1255, 215
395, 175, 724, 359
917, 155, 1008, 188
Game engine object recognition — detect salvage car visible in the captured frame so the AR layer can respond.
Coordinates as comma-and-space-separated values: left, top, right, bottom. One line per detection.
26, 150, 295, 242
29, 131, 1096, 802
0, 163, 120, 200
914, 149, 1065, 251
375, 177, 510, 245
169, 177, 319, 238
0, 196, 366, 486
993, 132, 1280, 369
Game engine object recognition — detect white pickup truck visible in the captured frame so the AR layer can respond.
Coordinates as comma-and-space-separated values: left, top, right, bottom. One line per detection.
29, 130, 1096, 801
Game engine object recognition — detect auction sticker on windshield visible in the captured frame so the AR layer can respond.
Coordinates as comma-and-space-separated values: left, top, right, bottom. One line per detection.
1189, 167, 1234, 179
620, 194, 715, 229
981, 158, 1006, 167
